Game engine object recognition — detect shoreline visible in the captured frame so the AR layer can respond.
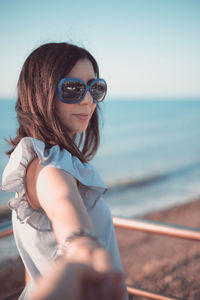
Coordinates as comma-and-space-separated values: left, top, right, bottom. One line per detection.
116, 198, 200, 299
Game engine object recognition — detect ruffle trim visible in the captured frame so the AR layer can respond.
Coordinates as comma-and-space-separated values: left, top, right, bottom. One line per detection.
1, 137, 107, 232
8, 195, 52, 231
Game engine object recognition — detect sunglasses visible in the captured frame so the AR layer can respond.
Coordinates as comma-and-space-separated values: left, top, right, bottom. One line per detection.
57, 77, 107, 104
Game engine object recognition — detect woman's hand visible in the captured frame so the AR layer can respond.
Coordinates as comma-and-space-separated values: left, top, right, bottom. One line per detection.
31, 247, 125, 300
64, 236, 126, 299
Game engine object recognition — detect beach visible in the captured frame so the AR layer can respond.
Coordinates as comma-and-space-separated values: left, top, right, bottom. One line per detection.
1, 199, 200, 299
116, 197, 200, 299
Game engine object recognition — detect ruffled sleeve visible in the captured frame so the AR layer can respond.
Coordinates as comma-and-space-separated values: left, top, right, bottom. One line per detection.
1, 137, 107, 231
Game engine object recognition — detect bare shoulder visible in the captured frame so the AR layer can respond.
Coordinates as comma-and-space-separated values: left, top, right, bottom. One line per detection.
25, 158, 77, 210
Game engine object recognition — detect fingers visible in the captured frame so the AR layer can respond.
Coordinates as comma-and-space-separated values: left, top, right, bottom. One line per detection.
32, 260, 125, 300
92, 247, 113, 272
57, 247, 126, 300
89, 248, 125, 300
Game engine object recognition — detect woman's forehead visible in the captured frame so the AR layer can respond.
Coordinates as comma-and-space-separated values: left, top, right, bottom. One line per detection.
66, 59, 96, 82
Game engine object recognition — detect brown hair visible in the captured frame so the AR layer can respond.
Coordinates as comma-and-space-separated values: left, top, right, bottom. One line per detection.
7, 42, 102, 162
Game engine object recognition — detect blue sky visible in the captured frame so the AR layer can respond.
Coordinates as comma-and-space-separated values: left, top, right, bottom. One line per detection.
0, 0, 200, 99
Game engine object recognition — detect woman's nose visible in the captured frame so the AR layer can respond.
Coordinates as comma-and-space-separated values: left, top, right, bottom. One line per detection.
80, 90, 93, 104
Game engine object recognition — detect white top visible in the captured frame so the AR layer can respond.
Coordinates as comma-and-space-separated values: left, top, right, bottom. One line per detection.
1, 137, 126, 299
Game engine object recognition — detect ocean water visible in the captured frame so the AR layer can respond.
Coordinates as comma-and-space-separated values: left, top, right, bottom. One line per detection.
0, 99, 200, 218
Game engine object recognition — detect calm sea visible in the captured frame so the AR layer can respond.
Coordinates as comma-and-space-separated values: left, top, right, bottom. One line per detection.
1, 99, 200, 217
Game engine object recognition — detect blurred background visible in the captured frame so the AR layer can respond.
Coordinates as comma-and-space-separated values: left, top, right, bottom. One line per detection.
0, 0, 200, 217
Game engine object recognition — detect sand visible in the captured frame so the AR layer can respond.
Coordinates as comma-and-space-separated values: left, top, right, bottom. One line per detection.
116, 198, 200, 300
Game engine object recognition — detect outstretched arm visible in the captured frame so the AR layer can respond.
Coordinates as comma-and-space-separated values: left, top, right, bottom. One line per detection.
26, 159, 127, 299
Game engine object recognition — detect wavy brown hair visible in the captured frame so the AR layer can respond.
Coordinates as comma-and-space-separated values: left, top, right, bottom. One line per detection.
7, 42, 103, 162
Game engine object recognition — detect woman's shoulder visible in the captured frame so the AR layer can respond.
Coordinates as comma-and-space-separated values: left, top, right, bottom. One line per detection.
2, 136, 106, 192
1, 137, 107, 231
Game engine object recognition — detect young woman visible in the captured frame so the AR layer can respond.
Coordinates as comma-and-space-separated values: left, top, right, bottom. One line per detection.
1, 42, 128, 299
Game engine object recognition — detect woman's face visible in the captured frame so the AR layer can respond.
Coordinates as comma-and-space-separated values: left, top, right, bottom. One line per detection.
56, 58, 97, 136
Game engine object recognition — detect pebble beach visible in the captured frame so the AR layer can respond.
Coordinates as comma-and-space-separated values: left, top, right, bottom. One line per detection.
116, 198, 200, 299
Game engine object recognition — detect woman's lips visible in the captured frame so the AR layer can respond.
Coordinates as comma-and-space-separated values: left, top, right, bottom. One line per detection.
73, 114, 90, 120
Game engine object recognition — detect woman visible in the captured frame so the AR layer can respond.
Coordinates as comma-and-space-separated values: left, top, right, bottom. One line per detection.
1, 42, 128, 299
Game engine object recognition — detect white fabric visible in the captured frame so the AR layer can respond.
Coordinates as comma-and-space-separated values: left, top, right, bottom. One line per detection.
1, 137, 126, 299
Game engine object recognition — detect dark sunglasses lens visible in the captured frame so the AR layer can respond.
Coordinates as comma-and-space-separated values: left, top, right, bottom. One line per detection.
61, 81, 85, 102
91, 81, 107, 102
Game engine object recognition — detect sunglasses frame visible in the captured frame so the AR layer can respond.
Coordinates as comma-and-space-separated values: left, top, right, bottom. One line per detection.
57, 77, 107, 104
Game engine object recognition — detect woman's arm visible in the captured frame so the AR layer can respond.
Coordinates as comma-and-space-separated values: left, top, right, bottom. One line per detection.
26, 159, 113, 264
26, 158, 128, 299
36, 166, 94, 243
26, 158, 95, 243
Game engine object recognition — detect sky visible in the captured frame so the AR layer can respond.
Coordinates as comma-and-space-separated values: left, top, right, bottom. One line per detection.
0, 0, 200, 99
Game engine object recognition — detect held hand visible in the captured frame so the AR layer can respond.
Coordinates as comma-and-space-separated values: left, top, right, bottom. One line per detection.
31, 251, 125, 300
62, 237, 126, 299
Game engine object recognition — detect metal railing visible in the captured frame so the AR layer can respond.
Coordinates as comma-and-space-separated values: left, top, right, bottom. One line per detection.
113, 217, 200, 241
1, 216, 200, 299
113, 217, 200, 299
0, 228, 13, 238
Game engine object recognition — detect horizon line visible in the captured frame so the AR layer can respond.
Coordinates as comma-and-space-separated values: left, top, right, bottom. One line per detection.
0, 96, 200, 101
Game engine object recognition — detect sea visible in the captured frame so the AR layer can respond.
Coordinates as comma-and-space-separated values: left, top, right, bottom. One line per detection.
0, 99, 200, 218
